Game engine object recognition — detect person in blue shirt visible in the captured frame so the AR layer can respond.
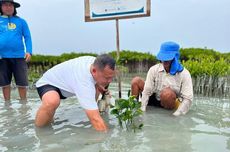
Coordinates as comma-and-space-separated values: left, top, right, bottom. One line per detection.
0, 0, 32, 104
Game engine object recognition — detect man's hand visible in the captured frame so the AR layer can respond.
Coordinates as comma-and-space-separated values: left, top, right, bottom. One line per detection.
85, 109, 108, 132
141, 103, 147, 111
25, 53, 31, 62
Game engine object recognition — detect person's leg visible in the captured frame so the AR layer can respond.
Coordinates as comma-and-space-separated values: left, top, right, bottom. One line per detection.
18, 87, 27, 101
160, 87, 177, 110
131, 76, 145, 99
35, 91, 61, 127
13, 58, 29, 101
2, 85, 11, 101
0, 59, 12, 102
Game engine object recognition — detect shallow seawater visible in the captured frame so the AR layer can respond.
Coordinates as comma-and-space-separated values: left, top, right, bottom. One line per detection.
0, 83, 230, 152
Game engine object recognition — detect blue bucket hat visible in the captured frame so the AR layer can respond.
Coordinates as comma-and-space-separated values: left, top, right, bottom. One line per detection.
156, 41, 180, 61
156, 41, 183, 75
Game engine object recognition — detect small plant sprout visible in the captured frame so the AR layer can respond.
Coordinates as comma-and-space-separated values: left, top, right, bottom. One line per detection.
110, 96, 143, 132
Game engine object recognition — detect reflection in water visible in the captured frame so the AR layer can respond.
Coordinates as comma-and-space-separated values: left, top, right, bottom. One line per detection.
138, 108, 195, 152
190, 99, 230, 152
0, 88, 230, 151
0, 100, 38, 151
100, 108, 195, 152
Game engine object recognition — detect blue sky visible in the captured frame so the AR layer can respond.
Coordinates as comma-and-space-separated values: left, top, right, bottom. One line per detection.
17, 0, 230, 55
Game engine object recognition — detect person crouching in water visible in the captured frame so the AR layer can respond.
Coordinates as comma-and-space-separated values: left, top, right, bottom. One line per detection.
131, 41, 193, 116
35, 54, 116, 132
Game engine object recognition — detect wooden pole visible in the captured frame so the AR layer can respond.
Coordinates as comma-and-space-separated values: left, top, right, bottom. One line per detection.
116, 19, 122, 98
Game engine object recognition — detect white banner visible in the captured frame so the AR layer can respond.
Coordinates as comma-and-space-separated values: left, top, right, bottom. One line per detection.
85, 0, 150, 21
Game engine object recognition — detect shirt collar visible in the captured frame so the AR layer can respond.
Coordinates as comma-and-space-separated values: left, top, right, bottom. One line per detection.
158, 63, 165, 72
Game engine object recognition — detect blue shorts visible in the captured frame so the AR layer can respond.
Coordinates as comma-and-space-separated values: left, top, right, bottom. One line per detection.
36, 84, 67, 100
0, 58, 28, 87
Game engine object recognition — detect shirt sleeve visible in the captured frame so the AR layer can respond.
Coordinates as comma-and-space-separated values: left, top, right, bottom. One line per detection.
141, 66, 156, 111
22, 19, 32, 55
173, 69, 193, 116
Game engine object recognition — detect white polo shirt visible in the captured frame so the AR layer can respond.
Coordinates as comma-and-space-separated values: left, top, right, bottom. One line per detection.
36, 56, 98, 110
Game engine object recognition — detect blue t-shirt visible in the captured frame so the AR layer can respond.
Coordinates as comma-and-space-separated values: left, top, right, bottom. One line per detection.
0, 15, 32, 58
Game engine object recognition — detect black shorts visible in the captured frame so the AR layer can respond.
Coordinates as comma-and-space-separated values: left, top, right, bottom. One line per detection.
137, 92, 162, 108
36, 84, 67, 100
148, 93, 163, 108
0, 58, 28, 87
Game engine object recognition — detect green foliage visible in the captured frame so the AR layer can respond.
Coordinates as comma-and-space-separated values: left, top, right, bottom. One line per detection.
183, 56, 230, 77
31, 52, 97, 63
27, 49, 230, 83
110, 96, 143, 132
180, 48, 230, 77
180, 48, 222, 61
221, 52, 230, 63
109, 50, 156, 65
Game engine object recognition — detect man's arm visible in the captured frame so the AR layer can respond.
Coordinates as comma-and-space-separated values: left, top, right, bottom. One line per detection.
141, 67, 156, 111
22, 19, 32, 55
173, 69, 193, 116
85, 109, 108, 132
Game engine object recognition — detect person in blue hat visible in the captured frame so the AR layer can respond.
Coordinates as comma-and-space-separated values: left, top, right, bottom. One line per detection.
0, 0, 32, 103
131, 41, 193, 116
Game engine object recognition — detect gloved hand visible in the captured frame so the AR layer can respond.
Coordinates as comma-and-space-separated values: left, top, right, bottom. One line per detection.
98, 91, 111, 113
173, 100, 190, 116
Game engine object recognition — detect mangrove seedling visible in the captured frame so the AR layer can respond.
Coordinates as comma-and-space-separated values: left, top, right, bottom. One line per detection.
110, 96, 143, 132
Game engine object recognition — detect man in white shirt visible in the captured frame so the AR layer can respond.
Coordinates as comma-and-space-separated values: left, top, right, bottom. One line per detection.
35, 54, 116, 132
131, 41, 193, 116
